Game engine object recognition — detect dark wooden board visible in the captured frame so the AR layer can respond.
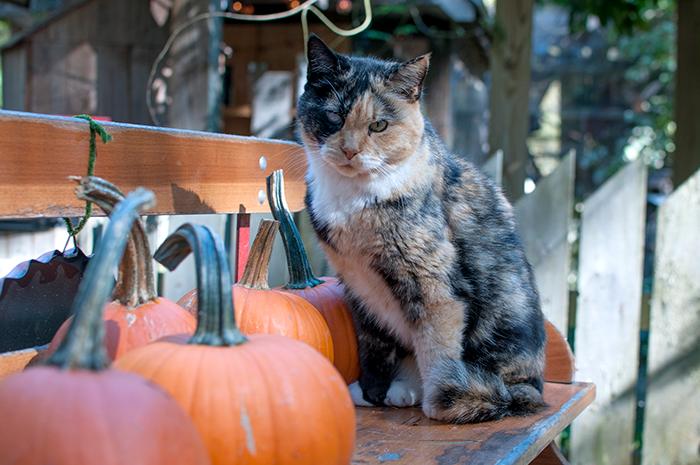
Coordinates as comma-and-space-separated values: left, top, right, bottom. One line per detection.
353, 382, 594, 465
0, 248, 89, 352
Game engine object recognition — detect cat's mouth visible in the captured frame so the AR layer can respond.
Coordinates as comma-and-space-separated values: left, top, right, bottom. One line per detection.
329, 161, 388, 179
322, 154, 387, 178
333, 162, 365, 178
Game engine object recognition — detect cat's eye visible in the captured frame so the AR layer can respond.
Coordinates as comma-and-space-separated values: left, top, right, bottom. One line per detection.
326, 111, 343, 125
368, 120, 388, 133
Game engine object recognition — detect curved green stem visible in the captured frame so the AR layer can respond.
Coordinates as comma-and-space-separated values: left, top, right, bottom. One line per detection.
73, 176, 157, 307
266, 169, 323, 289
154, 224, 247, 347
46, 188, 155, 370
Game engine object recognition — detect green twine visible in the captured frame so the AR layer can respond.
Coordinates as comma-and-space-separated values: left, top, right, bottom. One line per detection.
63, 115, 112, 242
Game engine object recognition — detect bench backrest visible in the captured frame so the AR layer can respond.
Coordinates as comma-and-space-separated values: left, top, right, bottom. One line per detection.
0, 111, 307, 219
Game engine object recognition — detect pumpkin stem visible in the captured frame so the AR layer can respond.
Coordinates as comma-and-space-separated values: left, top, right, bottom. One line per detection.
72, 176, 158, 307
46, 188, 155, 370
238, 219, 280, 289
154, 224, 247, 347
266, 170, 323, 290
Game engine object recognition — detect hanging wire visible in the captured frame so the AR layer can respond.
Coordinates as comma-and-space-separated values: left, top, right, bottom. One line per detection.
146, 0, 373, 126
407, 0, 492, 41
62, 115, 112, 250
408, 5, 467, 40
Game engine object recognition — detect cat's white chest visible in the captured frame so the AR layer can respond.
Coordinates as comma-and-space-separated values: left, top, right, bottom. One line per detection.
307, 162, 430, 350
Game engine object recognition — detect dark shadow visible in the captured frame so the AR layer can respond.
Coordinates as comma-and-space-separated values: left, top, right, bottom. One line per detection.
170, 183, 216, 214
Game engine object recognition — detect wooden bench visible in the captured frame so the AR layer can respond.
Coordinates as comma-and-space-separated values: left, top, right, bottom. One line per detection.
353, 322, 593, 465
0, 110, 594, 464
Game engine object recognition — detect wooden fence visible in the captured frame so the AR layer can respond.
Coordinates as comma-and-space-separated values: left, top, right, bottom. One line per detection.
642, 169, 700, 465
0, 110, 698, 465
571, 160, 647, 465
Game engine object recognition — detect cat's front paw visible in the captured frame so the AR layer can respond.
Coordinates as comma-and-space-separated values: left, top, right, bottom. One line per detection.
349, 382, 374, 407
384, 379, 423, 407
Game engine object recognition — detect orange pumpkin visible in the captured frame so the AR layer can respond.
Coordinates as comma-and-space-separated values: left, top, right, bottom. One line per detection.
0, 189, 210, 465
117, 223, 355, 465
47, 177, 195, 360
267, 170, 360, 383
177, 220, 334, 362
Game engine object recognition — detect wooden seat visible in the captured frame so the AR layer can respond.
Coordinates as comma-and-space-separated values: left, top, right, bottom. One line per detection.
0, 110, 593, 465
352, 322, 594, 464
354, 382, 593, 465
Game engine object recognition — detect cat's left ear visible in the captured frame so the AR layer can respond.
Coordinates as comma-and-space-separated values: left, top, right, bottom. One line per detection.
387, 53, 431, 102
307, 34, 339, 79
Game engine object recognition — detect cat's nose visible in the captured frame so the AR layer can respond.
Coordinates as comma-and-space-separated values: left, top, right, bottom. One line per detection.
342, 148, 359, 160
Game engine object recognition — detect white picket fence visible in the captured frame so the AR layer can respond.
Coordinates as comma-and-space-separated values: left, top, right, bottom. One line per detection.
0, 154, 698, 465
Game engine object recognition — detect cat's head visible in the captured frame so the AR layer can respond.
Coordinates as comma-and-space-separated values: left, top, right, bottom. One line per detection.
298, 35, 430, 178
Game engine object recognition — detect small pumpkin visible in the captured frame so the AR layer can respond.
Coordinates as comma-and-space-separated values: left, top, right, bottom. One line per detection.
116, 223, 355, 465
178, 220, 334, 361
0, 189, 210, 465
267, 169, 360, 383
47, 177, 195, 360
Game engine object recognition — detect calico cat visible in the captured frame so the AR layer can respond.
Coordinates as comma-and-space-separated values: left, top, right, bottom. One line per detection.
297, 35, 546, 423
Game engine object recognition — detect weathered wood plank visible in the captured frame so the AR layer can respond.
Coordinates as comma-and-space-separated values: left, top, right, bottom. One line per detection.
168, 0, 211, 131
488, 0, 535, 201
482, 149, 504, 186
0, 110, 307, 218
515, 153, 575, 333
352, 382, 595, 465
571, 160, 647, 465
1, 46, 27, 111
642, 169, 700, 465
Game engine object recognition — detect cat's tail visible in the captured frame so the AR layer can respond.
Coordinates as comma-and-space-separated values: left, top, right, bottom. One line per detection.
423, 359, 545, 423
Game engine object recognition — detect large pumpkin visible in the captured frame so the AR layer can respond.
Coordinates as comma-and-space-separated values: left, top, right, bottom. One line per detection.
116, 223, 355, 465
267, 170, 360, 383
177, 220, 334, 361
47, 177, 195, 360
0, 189, 209, 465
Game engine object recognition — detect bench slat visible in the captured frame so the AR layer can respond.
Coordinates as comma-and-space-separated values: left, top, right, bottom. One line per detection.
0, 110, 307, 218
352, 382, 594, 465
0, 346, 46, 381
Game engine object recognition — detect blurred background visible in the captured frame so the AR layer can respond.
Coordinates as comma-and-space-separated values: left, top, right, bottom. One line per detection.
0, 1, 697, 464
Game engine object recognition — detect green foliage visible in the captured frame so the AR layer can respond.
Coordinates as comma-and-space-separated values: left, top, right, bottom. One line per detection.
543, 0, 674, 36
616, 11, 675, 169
541, 0, 676, 179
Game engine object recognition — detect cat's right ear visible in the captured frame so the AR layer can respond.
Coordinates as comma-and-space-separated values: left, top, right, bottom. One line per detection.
387, 53, 431, 102
307, 34, 338, 79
